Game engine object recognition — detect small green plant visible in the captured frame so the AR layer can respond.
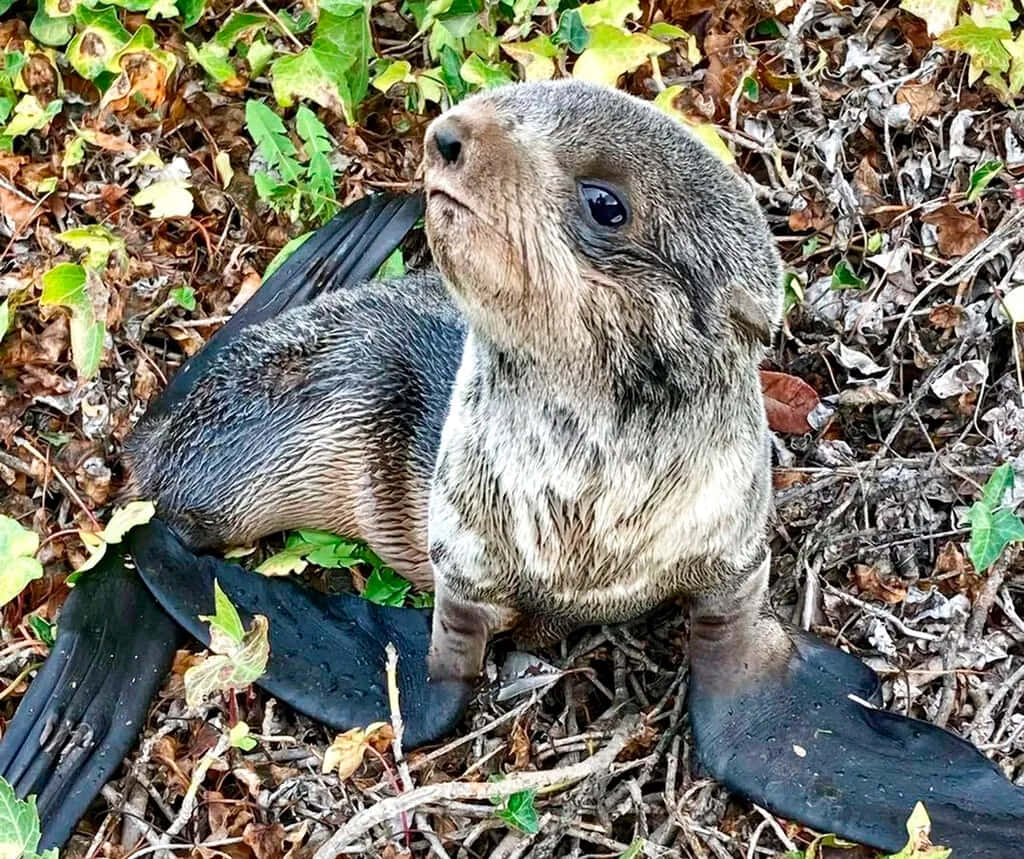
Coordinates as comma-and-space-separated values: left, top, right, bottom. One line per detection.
967, 463, 1024, 572
245, 100, 340, 224
490, 786, 539, 834
0, 775, 58, 859
0, 516, 43, 609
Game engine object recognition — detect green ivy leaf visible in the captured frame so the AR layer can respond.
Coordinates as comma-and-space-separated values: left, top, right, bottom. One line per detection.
39, 262, 105, 378
228, 720, 258, 751
28, 615, 55, 647
552, 8, 589, 52
177, 0, 205, 26
373, 59, 414, 92
171, 285, 197, 310
199, 579, 246, 649
30, 6, 73, 46
982, 463, 1015, 509
270, 3, 372, 126
830, 259, 866, 290
185, 599, 269, 707
0, 776, 43, 859
572, 24, 667, 88
363, 567, 412, 606
496, 789, 539, 834
3, 95, 62, 142
376, 247, 406, 279
882, 802, 952, 858
967, 504, 1024, 572
783, 272, 804, 315
0, 516, 43, 609
966, 159, 1003, 201
577, 0, 640, 28
460, 53, 515, 88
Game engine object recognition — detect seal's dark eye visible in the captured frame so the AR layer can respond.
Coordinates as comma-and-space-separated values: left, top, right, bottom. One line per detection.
580, 182, 628, 228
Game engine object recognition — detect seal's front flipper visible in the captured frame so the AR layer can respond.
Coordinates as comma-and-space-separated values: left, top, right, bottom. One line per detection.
128, 520, 470, 747
149, 192, 424, 418
0, 553, 180, 849
689, 617, 1024, 858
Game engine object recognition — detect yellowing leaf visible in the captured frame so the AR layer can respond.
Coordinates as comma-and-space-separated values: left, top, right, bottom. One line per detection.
185, 585, 269, 708
39, 262, 105, 378
322, 722, 394, 780
57, 224, 126, 270
133, 180, 194, 218
653, 86, 735, 165
969, 0, 1018, 28
884, 802, 952, 858
572, 24, 668, 88
214, 151, 234, 188
502, 36, 558, 81
900, 0, 958, 36
0, 516, 43, 609
578, 0, 640, 28
372, 59, 413, 92
937, 15, 1011, 83
1003, 284, 1024, 322
228, 720, 257, 751
102, 500, 156, 543
1005, 31, 1024, 92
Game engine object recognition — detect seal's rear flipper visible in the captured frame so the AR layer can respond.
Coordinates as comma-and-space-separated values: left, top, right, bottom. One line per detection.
129, 520, 470, 748
690, 626, 1024, 858
149, 192, 424, 418
0, 553, 180, 849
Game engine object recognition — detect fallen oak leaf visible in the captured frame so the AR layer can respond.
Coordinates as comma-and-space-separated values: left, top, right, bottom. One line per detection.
760, 370, 821, 435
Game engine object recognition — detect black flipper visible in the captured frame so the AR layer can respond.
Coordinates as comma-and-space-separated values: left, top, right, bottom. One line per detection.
128, 520, 470, 747
690, 631, 1024, 858
148, 192, 425, 418
0, 553, 180, 849
0, 192, 435, 848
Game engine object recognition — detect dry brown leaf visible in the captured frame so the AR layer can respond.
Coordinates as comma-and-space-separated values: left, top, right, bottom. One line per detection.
851, 563, 907, 604
921, 206, 988, 257
229, 269, 263, 314
928, 303, 964, 329
760, 370, 821, 435
788, 196, 833, 233
772, 469, 810, 490
322, 722, 394, 780
105, 52, 171, 112
509, 720, 532, 769
0, 186, 40, 234
896, 82, 942, 120
243, 823, 287, 859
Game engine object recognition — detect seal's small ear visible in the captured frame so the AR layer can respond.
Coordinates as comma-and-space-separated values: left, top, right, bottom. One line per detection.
729, 283, 775, 347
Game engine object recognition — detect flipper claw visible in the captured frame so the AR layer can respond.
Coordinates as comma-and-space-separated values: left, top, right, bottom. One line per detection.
689, 625, 1024, 858
0, 554, 180, 849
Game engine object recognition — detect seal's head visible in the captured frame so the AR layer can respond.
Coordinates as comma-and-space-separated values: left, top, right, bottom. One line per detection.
423, 80, 782, 390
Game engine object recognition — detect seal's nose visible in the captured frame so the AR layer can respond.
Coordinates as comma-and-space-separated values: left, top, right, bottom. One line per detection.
431, 118, 464, 166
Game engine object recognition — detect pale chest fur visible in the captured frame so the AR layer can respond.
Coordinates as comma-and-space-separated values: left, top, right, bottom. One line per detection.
427, 340, 770, 628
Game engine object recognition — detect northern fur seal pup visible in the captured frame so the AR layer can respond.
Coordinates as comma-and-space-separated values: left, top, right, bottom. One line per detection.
2, 82, 1022, 856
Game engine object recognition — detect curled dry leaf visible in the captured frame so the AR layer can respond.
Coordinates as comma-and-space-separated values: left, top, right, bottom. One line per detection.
851, 563, 908, 604
896, 81, 942, 120
760, 370, 821, 435
321, 722, 394, 781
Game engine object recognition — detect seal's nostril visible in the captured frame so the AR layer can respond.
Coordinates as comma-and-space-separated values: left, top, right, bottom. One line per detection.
434, 124, 463, 166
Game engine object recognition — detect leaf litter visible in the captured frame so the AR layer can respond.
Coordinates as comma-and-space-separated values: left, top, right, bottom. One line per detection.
0, 0, 1022, 854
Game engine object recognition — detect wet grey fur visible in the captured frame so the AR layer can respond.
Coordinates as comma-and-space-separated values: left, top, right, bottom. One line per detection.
126, 80, 783, 678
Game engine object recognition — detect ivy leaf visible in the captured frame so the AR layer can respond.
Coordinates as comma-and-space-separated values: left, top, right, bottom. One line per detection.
73, 500, 156, 575
171, 285, 196, 310
28, 615, 55, 647
228, 720, 258, 751
883, 802, 952, 858
255, 541, 312, 576
133, 180, 194, 218
969, 0, 1019, 28
246, 99, 303, 184
967, 504, 1024, 572
185, 581, 269, 707
967, 159, 1003, 201
363, 567, 412, 606
981, 462, 1015, 509
900, 0, 958, 36
2, 95, 62, 142
653, 86, 733, 165
572, 24, 668, 88
552, 8, 589, 52
577, 0, 639, 28
67, 6, 130, 80
502, 36, 558, 81
57, 224, 127, 270
30, 5, 73, 46
460, 53, 516, 88
937, 15, 1011, 82
376, 247, 405, 279
0, 776, 43, 859
176, 0, 205, 27
373, 59, 413, 92
0, 516, 43, 609
496, 790, 539, 834
619, 841, 645, 859
270, 4, 372, 126
1006, 31, 1024, 92
39, 262, 104, 378
831, 259, 866, 290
